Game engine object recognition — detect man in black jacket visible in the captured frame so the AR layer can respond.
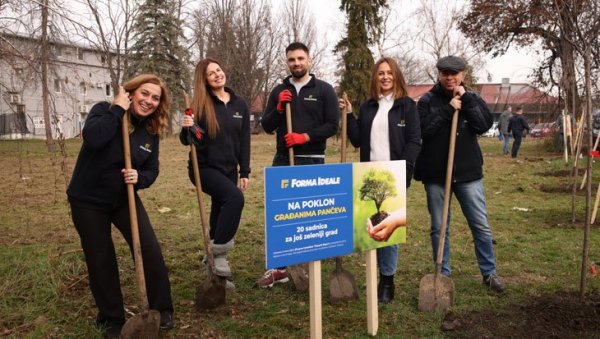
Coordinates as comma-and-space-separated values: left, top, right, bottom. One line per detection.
414, 55, 506, 292
256, 42, 340, 288
508, 106, 530, 158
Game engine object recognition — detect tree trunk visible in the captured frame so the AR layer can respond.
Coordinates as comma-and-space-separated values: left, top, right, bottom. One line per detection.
580, 46, 593, 299
40, 0, 55, 152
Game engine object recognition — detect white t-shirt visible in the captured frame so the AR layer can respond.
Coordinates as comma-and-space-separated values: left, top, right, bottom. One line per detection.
370, 94, 393, 161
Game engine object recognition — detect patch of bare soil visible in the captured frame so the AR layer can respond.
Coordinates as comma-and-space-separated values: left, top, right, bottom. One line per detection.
538, 169, 572, 177
445, 290, 600, 338
538, 183, 573, 193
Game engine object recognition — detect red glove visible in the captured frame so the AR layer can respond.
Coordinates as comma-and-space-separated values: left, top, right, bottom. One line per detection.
276, 89, 293, 113
184, 108, 204, 145
285, 133, 307, 147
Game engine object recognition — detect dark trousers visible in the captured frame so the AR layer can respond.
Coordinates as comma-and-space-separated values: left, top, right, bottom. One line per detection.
189, 167, 244, 244
70, 196, 173, 326
511, 133, 523, 158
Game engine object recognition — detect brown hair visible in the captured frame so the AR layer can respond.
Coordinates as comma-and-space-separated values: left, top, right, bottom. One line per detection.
191, 58, 221, 138
369, 57, 409, 101
122, 74, 170, 137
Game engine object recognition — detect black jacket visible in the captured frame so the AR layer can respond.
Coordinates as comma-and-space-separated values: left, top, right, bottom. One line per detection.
414, 83, 492, 184
347, 96, 421, 187
261, 75, 339, 156
67, 101, 159, 208
508, 114, 530, 136
180, 87, 251, 179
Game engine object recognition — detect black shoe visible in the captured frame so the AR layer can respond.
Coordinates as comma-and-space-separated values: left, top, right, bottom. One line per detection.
483, 273, 506, 293
377, 280, 394, 304
160, 310, 174, 330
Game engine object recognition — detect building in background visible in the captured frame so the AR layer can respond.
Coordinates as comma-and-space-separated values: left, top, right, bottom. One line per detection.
0, 33, 116, 139
408, 78, 560, 123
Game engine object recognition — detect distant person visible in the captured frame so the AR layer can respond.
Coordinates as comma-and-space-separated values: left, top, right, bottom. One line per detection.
67, 74, 174, 338
498, 105, 513, 155
180, 58, 251, 290
339, 57, 421, 304
414, 55, 506, 293
508, 106, 530, 158
257, 42, 340, 288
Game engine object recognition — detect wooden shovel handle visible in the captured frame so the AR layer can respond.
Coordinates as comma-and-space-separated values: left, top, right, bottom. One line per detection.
285, 102, 294, 165
435, 109, 459, 273
340, 92, 348, 163
122, 111, 150, 311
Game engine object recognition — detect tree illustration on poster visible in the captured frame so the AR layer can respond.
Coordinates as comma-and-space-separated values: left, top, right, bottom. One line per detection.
359, 168, 397, 226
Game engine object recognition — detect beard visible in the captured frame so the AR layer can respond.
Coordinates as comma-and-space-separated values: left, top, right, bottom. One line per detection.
291, 68, 308, 79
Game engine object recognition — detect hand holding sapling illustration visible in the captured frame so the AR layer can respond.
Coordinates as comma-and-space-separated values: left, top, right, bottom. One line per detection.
359, 168, 403, 242
366, 208, 406, 242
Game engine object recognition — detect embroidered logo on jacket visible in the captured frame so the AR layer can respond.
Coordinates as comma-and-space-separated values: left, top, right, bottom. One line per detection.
233, 112, 242, 118
139, 143, 152, 153
304, 95, 317, 102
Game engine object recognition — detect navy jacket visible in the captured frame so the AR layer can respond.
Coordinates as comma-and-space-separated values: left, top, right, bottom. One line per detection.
347, 96, 421, 187
508, 114, 530, 136
414, 83, 492, 184
67, 102, 159, 208
261, 75, 339, 156
180, 87, 251, 179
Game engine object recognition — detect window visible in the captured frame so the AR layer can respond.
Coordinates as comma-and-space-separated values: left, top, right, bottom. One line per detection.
77, 48, 84, 61
100, 55, 106, 64
80, 82, 87, 95
33, 116, 45, 129
54, 79, 61, 93
105, 84, 111, 97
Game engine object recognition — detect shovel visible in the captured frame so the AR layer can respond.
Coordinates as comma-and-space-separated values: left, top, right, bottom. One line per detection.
120, 111, 161, 338
329, 92, 359, 304
183, 96, 227, 310
284, 102, 310, 292
418, 109, 459, 312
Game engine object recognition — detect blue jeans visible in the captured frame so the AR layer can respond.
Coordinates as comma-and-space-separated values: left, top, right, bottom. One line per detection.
376, 245, 398, 276
502, 133, 511, 154
424, 179, 496, 277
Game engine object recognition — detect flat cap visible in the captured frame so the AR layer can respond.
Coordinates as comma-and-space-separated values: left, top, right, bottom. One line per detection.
436, 55, 467, 72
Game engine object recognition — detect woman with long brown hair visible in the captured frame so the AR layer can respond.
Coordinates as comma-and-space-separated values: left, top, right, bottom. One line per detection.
339, 57, 421, 304
180, 59, 251, 289
67, 74, 174, 337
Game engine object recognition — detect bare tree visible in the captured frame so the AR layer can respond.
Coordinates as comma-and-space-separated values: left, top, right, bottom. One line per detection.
414, 0, 485, 84
73, 0, 140, 90
374, 1, 430, 84
552, 0, 600, 299
279, 0, 327, 78
193, 0, 279, 114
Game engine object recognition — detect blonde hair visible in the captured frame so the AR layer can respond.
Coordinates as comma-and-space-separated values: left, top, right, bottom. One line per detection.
191, 58, 221, 138
122, 74, 170, 137
369, 57, 409, 101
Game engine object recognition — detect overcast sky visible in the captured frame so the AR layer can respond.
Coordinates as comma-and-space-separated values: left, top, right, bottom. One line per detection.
303, 0, 537, 84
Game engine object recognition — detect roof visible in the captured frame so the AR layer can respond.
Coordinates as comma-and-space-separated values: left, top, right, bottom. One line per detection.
407, 83, 558, 113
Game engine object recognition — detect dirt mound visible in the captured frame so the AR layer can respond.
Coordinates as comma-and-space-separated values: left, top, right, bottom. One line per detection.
445, 290, 600, 338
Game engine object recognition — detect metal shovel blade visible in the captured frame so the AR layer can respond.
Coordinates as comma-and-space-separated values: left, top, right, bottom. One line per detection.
288, 264, 310, 292
418, 273, 455, 312
329, 257, 359, 305
120, 309, 160, 339
195, 274, 226, 311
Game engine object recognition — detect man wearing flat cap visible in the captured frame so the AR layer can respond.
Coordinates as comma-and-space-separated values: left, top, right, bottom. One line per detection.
414, 55, 506, 292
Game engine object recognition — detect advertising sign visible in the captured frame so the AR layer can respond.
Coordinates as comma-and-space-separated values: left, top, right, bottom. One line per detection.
264, 160, 406, 268
264, 163, 354, 269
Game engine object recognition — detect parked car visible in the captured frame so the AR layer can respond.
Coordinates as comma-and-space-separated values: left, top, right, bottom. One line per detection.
530, 122, 558, 138
482, 121, 499, 137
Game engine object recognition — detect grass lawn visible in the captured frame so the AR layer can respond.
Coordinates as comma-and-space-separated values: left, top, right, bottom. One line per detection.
0, 133, 598, 338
